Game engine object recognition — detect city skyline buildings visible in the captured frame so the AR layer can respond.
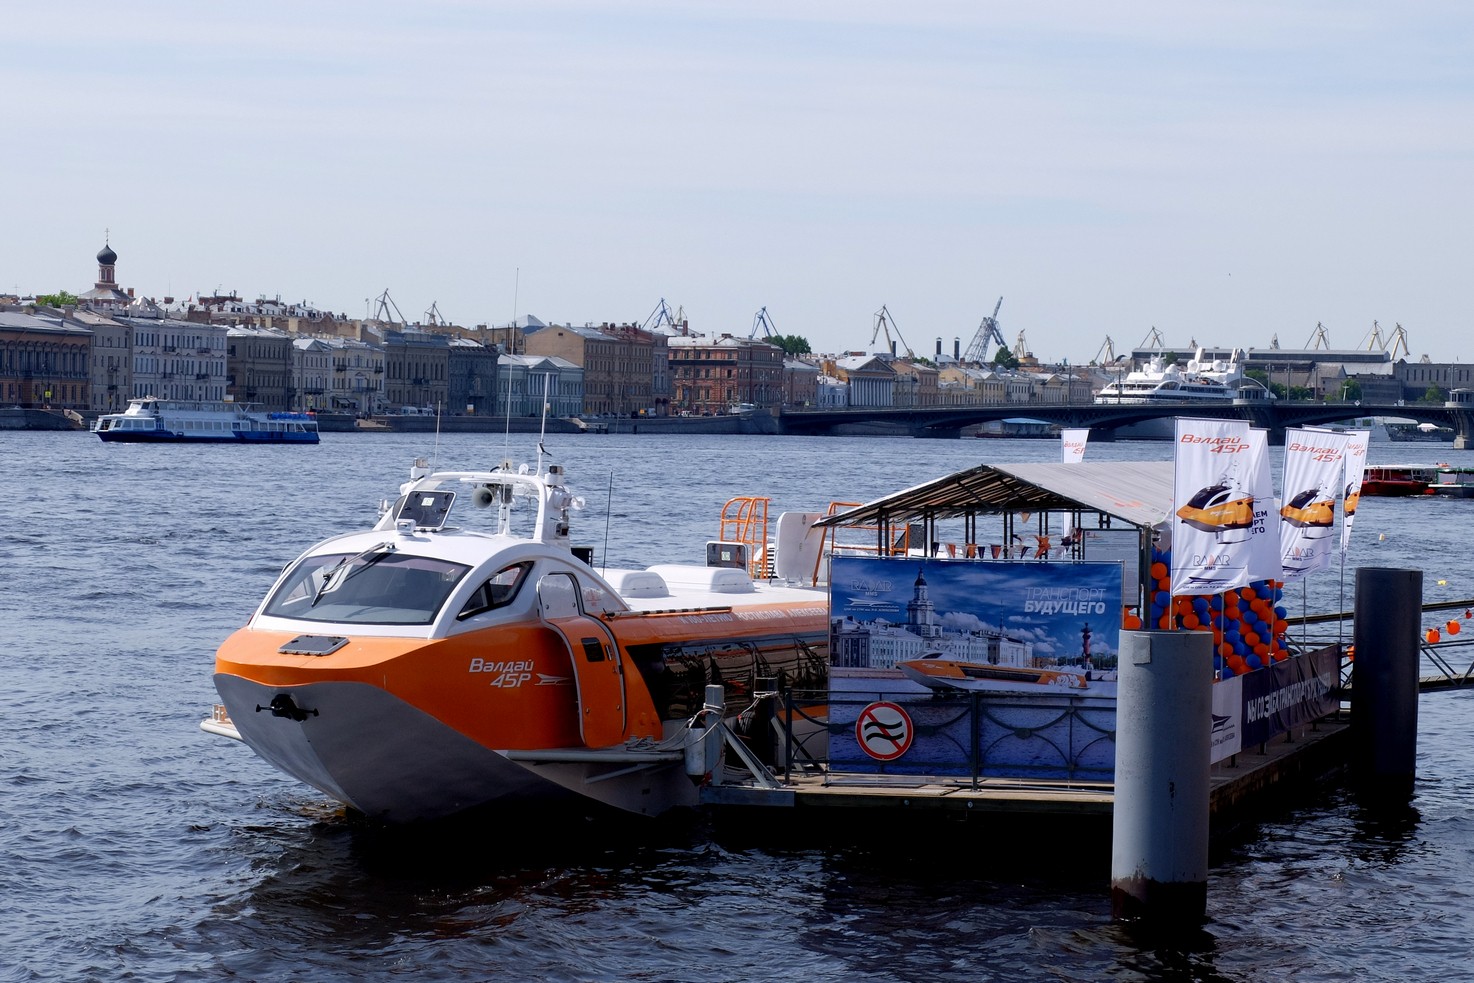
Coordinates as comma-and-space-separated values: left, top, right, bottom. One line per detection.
5, 4, 1471, 364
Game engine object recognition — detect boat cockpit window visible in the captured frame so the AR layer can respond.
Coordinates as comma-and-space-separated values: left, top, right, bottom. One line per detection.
458, 561, 533, 620
263, 550, 470, 625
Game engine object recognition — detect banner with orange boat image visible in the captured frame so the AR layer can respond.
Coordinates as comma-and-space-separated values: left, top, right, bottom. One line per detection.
1279, 427, 1351, 580
1171, 418, 1263, 595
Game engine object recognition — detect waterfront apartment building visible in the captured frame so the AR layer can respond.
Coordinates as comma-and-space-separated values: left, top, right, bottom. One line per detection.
0, 311, 92, 410
497, 354, 583, 417
525, 322, 659, 417
71, 309, 132, 414
667, 334, 784, 415
782, 357, 820, 408
291, 336, 334, 413
320, 337, 385, 414
225, 326, 292, 409
129, 316, 228, 403
384, 329, 450, 411
825, 354, 896, 408
887, 358, 940, 408
448, 337, 500, 416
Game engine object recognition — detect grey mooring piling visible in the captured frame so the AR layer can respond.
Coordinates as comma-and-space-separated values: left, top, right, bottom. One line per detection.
1110, 629, 1213, 926
1351, 567, 1422, 797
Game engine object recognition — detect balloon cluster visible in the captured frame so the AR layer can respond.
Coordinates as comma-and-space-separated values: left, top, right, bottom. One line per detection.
1423, 609, 1471, 645
1120, 546, 1290, 679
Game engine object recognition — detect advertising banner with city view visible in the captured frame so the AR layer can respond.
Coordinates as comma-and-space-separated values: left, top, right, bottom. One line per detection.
826, 555, 1122, 778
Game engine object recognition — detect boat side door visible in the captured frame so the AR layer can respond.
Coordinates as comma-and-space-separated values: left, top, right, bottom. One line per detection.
536, 571, 627, 748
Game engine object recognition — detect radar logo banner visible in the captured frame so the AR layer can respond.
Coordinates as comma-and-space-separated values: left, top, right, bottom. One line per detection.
1172, 418, 1256, 596
1279, 428, 1351, 581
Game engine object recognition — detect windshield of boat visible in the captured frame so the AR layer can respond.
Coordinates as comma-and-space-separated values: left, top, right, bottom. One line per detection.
263, 550, 470, 625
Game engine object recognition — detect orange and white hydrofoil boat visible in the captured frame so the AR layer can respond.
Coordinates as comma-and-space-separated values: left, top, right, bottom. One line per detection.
203, 455, 830, 822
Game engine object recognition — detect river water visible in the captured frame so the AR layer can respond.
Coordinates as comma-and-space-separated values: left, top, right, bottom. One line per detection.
3, 428, 1473, 982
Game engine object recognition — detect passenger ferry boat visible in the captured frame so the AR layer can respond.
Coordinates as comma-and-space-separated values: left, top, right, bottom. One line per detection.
1360, 464, 1436, 497
1428, 467, 1474, 498
93, 397, 319, 443
201, 453, 831, 821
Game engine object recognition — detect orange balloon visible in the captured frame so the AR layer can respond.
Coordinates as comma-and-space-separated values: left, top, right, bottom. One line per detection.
1241, 587, 1258, 600
1447, 621, 1462, 635
1220, 643, 1235, 658
1159, 614, 1173, 629
1183, 614, 1201, 630
1124, 615, 1142, 630
1150, 562, 1167, 579
1244, 631, 1260, 647
1427, 628, 1442, 644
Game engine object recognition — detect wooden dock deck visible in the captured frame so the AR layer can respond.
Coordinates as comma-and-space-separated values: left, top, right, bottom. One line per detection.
701, 715, 1352, 823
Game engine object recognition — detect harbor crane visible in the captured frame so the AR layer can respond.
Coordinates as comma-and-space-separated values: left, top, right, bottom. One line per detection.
871, 305, 913, 357
1389, 322, 1410, 360
1139, 326, 1166, 349
643, 298, 680, 333
962, 296, 1007, 364
1362, 320, 1388, 351
1013, 330, 1032, 361
373, 289, 409, 327
1362, 320, 1411, 359
1306, 322, 1332, 350
424, 301, 448, 327
750, 306, 778, 340
1091, 335, 1118, 366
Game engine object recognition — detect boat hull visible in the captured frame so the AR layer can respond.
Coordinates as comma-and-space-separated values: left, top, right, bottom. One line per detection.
215, 674, 695, 822
96, 430, 319, 443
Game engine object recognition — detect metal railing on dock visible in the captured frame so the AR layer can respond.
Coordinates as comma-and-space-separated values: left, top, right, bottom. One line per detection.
1282, 597, 1474, 691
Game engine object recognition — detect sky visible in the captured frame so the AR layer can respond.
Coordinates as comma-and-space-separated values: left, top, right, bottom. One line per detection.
4, 2, 1472, 363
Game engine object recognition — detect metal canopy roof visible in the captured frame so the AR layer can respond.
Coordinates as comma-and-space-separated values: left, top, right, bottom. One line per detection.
816, 461, 1176, 531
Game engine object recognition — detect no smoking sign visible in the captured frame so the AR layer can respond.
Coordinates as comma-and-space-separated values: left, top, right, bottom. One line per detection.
855, 701, 914, 761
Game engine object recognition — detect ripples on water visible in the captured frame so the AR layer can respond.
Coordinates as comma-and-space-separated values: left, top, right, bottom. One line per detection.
3, 431, 1474, 981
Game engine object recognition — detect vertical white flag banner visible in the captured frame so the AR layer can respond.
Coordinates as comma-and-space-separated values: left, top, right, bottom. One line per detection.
1340, 429, 1371, 555
1172, 418, 1256, 596
1243, 429, 1282, 582
1060, 428, 1089, 463
1279, 428, 1351, 581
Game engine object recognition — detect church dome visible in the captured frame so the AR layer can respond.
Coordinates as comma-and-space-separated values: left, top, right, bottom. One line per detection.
97, 244, 117, 265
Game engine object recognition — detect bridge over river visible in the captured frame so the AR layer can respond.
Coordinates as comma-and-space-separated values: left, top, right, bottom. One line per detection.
776, 400, 1474, 445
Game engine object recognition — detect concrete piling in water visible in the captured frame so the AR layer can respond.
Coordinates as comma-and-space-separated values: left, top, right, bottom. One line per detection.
1351, 568, 1422, 797
1110, 629, 1214, 926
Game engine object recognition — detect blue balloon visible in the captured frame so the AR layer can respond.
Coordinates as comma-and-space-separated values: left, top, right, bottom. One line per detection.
1246, 654, 1264, 670
1233, 641, 1248, 656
